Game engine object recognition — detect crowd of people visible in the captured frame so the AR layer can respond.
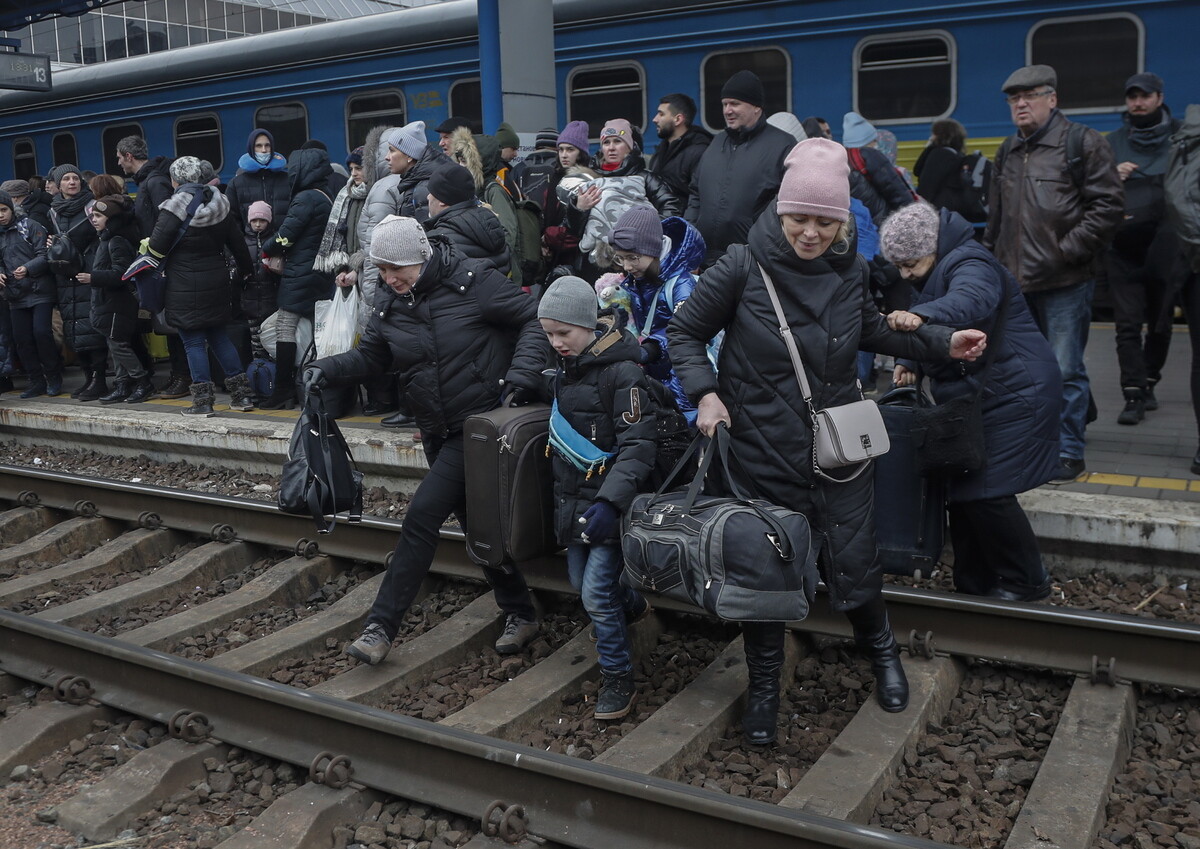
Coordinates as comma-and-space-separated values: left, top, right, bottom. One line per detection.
0, 60, 1196, 743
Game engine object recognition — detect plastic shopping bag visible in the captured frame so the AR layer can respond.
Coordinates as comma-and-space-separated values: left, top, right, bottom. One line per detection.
315, 287, 359, 358
259, 310, 314, 364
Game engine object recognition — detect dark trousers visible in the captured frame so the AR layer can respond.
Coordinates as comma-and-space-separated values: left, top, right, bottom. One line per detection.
1108, 233, 1176, 389
366, 431, 536, 639
167, 332, 191, 379
11, 302, 60, 380
948, 495, 1046, 595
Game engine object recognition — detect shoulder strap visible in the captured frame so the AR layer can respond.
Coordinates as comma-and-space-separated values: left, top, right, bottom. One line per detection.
757, 263, 815, 404
1065, 122, 1087, 189
993, 138, 1013, 180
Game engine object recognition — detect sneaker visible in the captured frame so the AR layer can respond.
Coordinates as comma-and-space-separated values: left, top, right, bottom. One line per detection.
495, 614, 538, 655
590, 596, 653, 642
1144, 382, 1159, 412
1117, 388, 1145, 425
594, 671, 635, 720
345, 623, 392, 665
1048, 457, 1086, 485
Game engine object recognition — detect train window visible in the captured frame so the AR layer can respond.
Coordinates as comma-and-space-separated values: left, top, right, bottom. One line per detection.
567, 63, 645, 139
175, 114, 223, 171
254, 102, 308, 159
701, 48, 790, 132
448, 79, 484, 133
13, 139, 37, 182
346, 90, 407, 151
52, 133, 78, 170
854, 32, 955, 123
101, 123, 144, 175
1028, 14, 1142, 111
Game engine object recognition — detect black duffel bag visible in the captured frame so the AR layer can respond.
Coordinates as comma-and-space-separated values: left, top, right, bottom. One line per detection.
621, 424, 818, 622
278, 389, 363, 534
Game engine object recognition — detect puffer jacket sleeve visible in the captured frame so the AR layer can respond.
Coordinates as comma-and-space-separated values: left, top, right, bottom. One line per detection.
1058, 128, 1123, 264
644, 172, 683, 218
312, 304, 395, 386
90, 236, 135, 289
857, 263, 954, 360
595, 363, 658, 512
262, 189, 314, 257
224, 215, 254, 278
472, 265, 550, 391
20, 221, 49, 278
908, 256, 1001, 328
355, 180, 398, 334
863, 147, 914, 212
667, 245, 748, 402
147, 207, 185, 259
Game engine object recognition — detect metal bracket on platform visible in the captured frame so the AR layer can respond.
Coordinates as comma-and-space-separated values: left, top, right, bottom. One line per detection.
168, 709, 213, 743
908, 630, 936, 659
309, 751, 353, 788
54, 675, 94, 704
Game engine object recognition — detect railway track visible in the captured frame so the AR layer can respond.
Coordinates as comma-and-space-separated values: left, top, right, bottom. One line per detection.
0, 465, 1197, 849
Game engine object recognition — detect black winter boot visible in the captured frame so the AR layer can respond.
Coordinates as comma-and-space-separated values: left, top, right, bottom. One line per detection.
98, 378, 132, 405
594, 670, 636, 720
125, 375, 155, 404
225, 372, 255, 412
45, 372, 63, 397
181, 381, 216, 417
157, 374, 190, 399
259, 341, 297, 409
846, 597, 909, 713
70, 369, 91, 399
76, 368, 108, 402
741, 621, 786, 745
1117, 387, 1145, 425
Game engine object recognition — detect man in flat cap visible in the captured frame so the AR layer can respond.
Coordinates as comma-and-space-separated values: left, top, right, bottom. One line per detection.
1102, 72, 1183, 427
984, 64, 1123, 485
685, 69, 796, 266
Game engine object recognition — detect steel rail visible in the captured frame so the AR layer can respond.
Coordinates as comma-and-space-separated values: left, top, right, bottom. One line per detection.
0, 611, 940, 849
2, 465, 1198, 690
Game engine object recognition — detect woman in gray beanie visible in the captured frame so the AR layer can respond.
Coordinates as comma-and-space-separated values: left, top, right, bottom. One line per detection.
880, 202, 1062, 601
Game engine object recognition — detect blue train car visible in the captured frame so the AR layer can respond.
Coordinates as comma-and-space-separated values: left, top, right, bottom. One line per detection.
0, 0, 1193, 180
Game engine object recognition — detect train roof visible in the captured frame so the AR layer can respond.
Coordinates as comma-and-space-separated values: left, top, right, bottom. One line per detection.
0, 0, 748, 112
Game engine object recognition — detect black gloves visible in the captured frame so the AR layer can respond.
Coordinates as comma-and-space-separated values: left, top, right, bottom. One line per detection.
302, 366, 326, 395
503, 384, 535, 408
579, 501, 619, 543
639, 338, 661, 365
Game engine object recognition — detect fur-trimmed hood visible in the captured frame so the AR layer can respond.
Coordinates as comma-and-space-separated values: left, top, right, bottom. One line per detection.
450, 127, 485, 191
361, 124, 399, 192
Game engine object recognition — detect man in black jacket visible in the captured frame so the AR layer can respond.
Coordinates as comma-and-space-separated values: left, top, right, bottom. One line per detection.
649, 93, 711, 209
685, 70, 796, 266
1104, 72, 1182, 425
116, 135, 191, 397
305, 216, 549, 666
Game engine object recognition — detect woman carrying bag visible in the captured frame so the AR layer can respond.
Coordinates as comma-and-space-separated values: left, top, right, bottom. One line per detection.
880, 203, 1061, 601
668, 138, 987, 746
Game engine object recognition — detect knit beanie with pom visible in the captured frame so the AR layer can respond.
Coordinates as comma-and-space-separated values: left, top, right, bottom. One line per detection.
775, 138, 851, 222
879, 202, 941, 263
169, 156, 205, 185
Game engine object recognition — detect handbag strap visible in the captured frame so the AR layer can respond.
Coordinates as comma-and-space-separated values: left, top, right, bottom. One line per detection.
758, 263, 870, 483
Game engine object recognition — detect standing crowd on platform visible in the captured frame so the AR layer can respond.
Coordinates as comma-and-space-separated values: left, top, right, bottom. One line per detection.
0, 61, 1197, 743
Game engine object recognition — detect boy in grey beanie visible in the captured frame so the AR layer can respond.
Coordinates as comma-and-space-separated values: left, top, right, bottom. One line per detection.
537, 275, 598, 336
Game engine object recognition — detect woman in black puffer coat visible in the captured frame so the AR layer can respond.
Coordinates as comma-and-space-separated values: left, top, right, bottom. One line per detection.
669, 138, 987, 746
47, 164, 100, 398
84, 194, 154, 404
258, 147, 335, 409
149, 156, 255, 417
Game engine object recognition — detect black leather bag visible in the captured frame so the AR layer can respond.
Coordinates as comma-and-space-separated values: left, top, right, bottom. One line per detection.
621, 425, 819, 622
47, 228, 82, 277
911, 393, 986, 475
278, 389, 363, 534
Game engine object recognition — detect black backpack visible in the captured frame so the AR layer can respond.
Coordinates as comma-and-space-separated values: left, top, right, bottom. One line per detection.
956, 151, 993, 223
278, 390, 363, 534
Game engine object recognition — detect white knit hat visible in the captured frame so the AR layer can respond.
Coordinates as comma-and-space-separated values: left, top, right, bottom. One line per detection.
384, 121, 428, 160
369, 215, 431, 266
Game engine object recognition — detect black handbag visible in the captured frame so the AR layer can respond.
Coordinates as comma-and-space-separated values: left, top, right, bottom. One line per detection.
46, 218, 83, 277
278, 389, 363, 534
910, 282, 1008, 476
621, 425, 819, 622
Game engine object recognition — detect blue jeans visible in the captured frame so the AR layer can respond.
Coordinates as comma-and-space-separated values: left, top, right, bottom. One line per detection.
1025, 279, 1093, 461
177, 326, 245, 384
566, 542, 643, 675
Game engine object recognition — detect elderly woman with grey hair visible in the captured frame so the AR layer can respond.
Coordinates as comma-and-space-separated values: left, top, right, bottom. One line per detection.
147, 155, 255, 416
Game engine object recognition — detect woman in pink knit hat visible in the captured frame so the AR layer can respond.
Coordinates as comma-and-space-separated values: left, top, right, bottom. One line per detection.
667, 138, 987, 746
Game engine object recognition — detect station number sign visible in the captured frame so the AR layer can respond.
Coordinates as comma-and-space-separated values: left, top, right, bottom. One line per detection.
0, 53, 51, 92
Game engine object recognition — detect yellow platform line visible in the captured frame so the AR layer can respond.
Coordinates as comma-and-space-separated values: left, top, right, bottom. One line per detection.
1081, 472, 1198, 491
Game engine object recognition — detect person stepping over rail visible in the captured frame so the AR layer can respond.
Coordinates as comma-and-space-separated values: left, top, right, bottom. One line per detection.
537, 276, 658, 720
303, 216, 548, 666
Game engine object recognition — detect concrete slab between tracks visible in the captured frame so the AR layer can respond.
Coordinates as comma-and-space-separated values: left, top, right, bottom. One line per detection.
216, 783, 383, 849
0, 401, 428, 494
0, 701, 117, 784
54, 738, 224, 841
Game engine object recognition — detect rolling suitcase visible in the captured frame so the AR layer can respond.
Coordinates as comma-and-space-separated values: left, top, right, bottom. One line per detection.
873, 386, 946, 577
463, 403, 557, 569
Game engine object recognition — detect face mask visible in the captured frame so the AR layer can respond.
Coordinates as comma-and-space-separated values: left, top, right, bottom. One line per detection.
254, 151, 272, 166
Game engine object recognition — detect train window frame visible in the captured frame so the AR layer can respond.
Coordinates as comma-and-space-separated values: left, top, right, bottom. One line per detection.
853, 30, 957, 125
52, 133, 78, 171
173, 112, 224, 172
699, 46, 792, 134
253, 101, 309, 159
448, 78, 483, 133
13, 138, 37, 182
1026, 12, 1144, 114
101, 122, 145, 177
566, 61, 647, 140
344, 88, 407, 152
